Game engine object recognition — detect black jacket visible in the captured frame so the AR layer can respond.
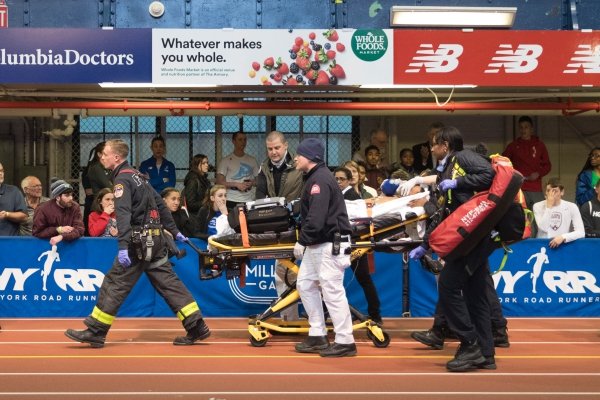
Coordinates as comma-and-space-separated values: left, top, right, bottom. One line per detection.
111, 161, 180, 250
182, 170, 211, 215
298, 162, 352, 246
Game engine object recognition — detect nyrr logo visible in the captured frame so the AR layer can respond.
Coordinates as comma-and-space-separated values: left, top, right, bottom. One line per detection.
228, 261, 278, 304
0, 245, 104, 295
351, 29, 388, 62
493, 246, 600, 305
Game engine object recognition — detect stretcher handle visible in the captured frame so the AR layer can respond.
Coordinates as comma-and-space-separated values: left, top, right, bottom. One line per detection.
348, 239, 422, 252
185, 239, 205, 256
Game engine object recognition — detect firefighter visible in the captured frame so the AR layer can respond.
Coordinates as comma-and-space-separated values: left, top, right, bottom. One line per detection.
65, 139, 209, 348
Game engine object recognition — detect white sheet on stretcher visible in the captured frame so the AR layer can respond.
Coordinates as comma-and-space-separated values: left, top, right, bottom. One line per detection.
345, 191, 429, 239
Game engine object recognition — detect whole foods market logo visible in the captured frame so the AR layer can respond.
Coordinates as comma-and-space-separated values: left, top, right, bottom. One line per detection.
351, 29, 388, 61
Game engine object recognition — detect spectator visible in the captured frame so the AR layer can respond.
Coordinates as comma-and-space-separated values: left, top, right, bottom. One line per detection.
139, 136, 176, 194
32, 179, 84, 246
161, 187, 197, 238
363, 145, 387, 193
575, 147, 600, 207
412, 122, 444, 173
343, 160, 373, 199
533, 177, 585, 248
503, 116, 552, 210
353, 128, 389, 172
82, 142, 112, 235
216, 132, 259, 210
580, 180, 600, 237
182, 154, 212, 215
255, 131, 303, 321
196, 184, 228, 240
87, 188, 117, 237
355, 160, 377, 198
390, 148, 418, 181
334, 167, 359, 200
0, 162, 28, 236
20, 175, 49, 236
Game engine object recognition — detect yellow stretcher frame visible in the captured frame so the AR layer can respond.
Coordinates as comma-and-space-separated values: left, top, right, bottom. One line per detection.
197, 214, 427, 348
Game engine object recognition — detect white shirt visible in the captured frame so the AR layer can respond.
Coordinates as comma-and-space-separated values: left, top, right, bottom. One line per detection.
533, 199, 585, 243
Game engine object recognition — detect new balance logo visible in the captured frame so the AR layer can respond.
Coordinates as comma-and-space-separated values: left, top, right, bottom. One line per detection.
405, 44, 463, 73
485, 44, 543, 73
563, 45, 600, 74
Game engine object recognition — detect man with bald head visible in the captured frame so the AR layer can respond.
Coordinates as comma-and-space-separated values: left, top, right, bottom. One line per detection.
20, 175, 50, 236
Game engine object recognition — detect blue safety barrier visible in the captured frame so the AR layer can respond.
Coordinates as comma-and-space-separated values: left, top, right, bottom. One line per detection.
1, 237, 597, 318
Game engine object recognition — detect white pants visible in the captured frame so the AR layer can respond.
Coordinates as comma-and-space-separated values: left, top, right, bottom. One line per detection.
296, 242, 354, 345
275, 260, 299, 321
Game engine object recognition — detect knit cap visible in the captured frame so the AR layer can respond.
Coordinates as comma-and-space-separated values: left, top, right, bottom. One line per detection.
296, 138, 325, 163
50, 179, 74, 198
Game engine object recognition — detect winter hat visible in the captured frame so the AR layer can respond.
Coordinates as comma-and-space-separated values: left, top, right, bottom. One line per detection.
50, 179, 74, 198
296, 138, 324, 163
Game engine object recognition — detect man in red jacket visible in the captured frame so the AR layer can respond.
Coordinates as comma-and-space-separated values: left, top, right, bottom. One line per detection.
503, 116, 552, 211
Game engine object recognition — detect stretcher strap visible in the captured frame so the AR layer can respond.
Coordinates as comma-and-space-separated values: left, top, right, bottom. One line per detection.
238, 208, 250, 248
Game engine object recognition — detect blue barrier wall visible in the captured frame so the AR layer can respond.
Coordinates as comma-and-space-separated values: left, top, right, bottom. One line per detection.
1, 238, 598, 318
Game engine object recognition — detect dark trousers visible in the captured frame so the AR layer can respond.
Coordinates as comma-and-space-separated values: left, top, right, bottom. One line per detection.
351, 254, 381, 320
85, 248, 201, 334
433, 269, 507, 330
437, 236, 497, 357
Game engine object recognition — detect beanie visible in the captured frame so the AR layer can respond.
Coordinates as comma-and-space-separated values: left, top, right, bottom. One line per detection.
296, 138, 324, 163
50, 179, 74, 198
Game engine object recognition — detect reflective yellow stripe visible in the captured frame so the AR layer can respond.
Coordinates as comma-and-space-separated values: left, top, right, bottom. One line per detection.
448, 157, 466, 205
91, 306, 115, 326
177, 302, 200, 321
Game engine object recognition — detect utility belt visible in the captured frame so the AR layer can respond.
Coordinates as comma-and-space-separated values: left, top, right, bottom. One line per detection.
331, 233, 351, 256
131, 224, 164, 261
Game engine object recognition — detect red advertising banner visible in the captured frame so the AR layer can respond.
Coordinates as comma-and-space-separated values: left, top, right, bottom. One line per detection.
393, 30, 600, 87
0, 1, 7, 29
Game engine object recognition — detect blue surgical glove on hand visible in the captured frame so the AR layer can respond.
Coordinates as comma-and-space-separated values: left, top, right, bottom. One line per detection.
294, 242, 306, 261
439, 179, 457, 192
409, 245, 427, 260
118, 249, 131, 268
380, 179, 402, 196
175, 232, 189, 243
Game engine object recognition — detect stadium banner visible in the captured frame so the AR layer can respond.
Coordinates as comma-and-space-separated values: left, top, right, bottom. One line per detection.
1, 28, 599, 87
408, 238, 600, 317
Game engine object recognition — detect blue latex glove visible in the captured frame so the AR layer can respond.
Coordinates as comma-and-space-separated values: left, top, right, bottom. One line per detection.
409, 245, 427, 260
175, 232, 189, 243
380, 179, 401, 196
439, 179, 457, 192
118, 249, 131, 268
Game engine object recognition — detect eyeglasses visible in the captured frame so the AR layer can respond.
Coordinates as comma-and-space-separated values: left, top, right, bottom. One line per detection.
335, 177, 348, 182
590, 153, 600, 159
27, 185, 42, 189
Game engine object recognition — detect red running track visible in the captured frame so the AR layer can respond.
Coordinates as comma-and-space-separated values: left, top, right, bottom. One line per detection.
1, 317, 599, 399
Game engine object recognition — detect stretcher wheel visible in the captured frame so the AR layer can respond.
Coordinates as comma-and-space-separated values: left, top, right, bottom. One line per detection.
249, 335, 269, 347
366, 329, 390, 348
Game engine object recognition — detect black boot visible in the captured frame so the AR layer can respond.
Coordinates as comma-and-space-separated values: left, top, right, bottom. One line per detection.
477, 356, 497, 370
493, 325, 510, 348
410, 329, 445, 350
173, 319, 211, 345
446, 339, 486, 372
319, 342, 357, 358
64, 328, 106, 348
295, 335, 329, 353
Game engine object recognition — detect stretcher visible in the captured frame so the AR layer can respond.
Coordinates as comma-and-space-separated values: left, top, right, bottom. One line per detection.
188, 195, 428, 348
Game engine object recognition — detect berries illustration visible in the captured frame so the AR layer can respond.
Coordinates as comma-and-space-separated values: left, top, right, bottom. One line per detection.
309, 32, 316, 40
263, 57, 275, 69
294, 37, 303, 47
290, 62, 299, 74
326, 50, 336, 60
329, 75, 338, 85
315, 71, 330, 85
328, 60, 346, 79
252, 62, 260, 71
277, 60, 289, 75
324, 43, 331, 50
310, 61, 320, 70
336, 42, 345, 52
249, 70, 256, 78
323, 29, 339, 42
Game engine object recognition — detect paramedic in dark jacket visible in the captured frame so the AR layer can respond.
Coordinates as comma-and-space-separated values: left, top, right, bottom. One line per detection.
65, 139, 209, 348
401, 126, 497, 371
293, 138, 356, 357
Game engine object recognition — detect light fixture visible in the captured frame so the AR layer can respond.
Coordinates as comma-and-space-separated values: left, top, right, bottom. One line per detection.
390, 6, 517, 28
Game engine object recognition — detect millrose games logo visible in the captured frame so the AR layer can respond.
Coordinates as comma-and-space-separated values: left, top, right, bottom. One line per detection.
493, 246, 600, 311
0, 245, 104, 305
228, 260, 279, 304
351, 29, 388, 62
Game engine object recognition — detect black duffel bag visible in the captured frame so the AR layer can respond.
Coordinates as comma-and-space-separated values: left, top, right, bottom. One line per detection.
228, 197, 292, 234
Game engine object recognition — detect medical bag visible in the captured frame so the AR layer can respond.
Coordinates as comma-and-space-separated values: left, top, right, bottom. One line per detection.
228, 197, 292, 234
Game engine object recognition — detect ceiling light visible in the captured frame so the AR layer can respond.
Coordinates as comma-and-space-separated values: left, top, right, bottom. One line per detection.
390, 6, 517, 28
